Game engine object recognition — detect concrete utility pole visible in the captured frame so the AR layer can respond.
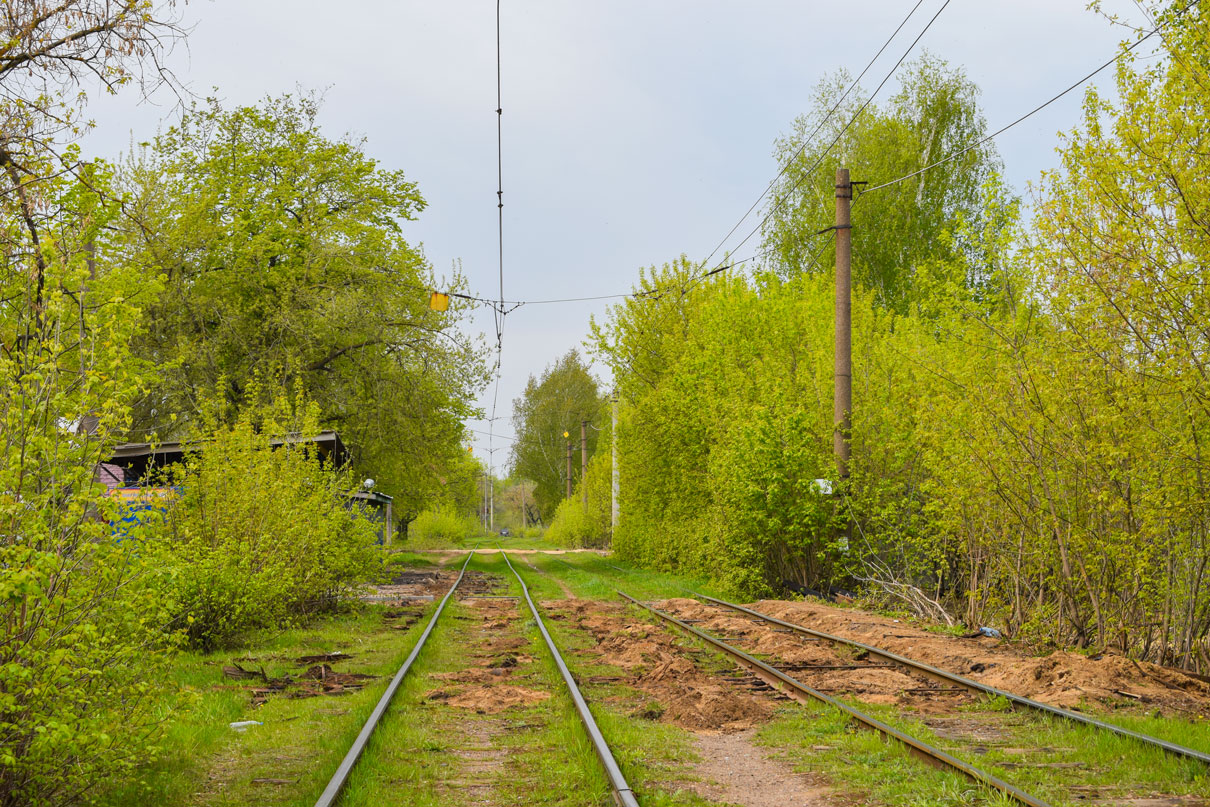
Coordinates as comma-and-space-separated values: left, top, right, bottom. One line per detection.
834, 168, 852, 516
611, 394, 619, 536
581, 419, 589, 510
566, 440, 573, 499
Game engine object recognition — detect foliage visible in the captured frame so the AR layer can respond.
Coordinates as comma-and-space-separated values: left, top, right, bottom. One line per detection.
763, 54, 1010, 310
547, 448, 613, 548
407, 505, 481, 548
509, 349, 604, 519
115, 93, 488, 516
0, 1, 183, 163
153, 390, 381, 650
591, 3, 1210, 669
0, 164, 176, 804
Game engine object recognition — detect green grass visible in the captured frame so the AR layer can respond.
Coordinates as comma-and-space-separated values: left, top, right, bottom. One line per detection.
99, 550, 1210, 807
525, 553, 1210, 806
336, 552, 721, 806
95, 603, 441, 806
753, 694, 1210, 807
511, 550, 731, 603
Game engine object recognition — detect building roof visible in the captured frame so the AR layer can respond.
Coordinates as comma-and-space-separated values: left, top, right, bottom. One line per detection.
108, 430, 348, 479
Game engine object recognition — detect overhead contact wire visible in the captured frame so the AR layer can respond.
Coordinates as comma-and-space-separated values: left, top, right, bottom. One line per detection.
861, 0, 1196, 195
698, 0, 927, 270
714, 0, 951, 268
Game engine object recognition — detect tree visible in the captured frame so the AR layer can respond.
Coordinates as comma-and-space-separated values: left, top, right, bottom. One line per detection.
0, 4, 186, 804
762, 54, 1010, 311
509, 349, 602, 519
115, 94, 489, 515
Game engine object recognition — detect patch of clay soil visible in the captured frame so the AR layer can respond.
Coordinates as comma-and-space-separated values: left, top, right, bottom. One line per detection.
688, 729, 836, 807
545, 599, 776, 732
423, 597, 552, 717
428, 685, 551, 714
657, 597, 1210, 716
364, 568, 458, 602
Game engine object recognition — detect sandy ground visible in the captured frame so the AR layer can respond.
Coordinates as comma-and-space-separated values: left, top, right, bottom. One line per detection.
545, 599, 778, 732
655, 597, 1210, 717
689, 730, 835, 807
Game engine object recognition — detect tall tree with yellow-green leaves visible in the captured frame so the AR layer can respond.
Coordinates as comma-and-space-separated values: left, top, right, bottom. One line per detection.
115, 94, 489, 519
0, 4, 188, 804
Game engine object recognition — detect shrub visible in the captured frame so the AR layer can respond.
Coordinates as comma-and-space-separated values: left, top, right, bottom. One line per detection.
407, 506, 480, 548
154, 394, 381, 650
1, 168, 175, 805
548, 449, 612, 548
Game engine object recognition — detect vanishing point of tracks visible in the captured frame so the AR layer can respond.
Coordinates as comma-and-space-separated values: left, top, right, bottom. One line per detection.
313, 551, 1209, 807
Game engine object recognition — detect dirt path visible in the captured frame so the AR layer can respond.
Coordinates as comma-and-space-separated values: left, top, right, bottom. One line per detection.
689, 730, 834, 807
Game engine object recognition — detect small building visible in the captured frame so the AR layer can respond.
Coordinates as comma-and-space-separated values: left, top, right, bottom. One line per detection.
106, 430, 349, 482
345, 490, 394, 545
103, 431, 392, 542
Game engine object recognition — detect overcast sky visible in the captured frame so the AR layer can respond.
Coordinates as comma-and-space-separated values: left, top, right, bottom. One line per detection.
79, 0, 1151, 475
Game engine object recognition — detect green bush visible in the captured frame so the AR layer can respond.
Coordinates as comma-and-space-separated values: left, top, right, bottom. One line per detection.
154, 395, 381, 650
407, 505, 479, 547
0, 167, 175, 805
546, 498, 593, 547
548, 448, 613, 548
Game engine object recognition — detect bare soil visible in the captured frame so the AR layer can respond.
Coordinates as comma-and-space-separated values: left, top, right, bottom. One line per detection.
422, 598, 550, 716
656, 597, 1210, 717
688, 730, 836, 807
544, 599, 778, 732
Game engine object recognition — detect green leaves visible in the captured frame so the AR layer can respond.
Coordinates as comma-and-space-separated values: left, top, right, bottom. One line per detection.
509, 349, 604, 519
116, 93, 488, 514
150, 389, 381, 651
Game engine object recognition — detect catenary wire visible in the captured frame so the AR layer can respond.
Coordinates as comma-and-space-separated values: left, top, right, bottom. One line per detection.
697, 0, 927, 271
712, 0, 952, 266
859, 2, 1194, 196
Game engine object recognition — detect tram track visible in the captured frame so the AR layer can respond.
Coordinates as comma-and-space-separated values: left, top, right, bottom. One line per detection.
538, 555, 1208, 804
691, 593, 1210, 767
312, 550, 1207, 806
312, 548, 640, 807
499, 549, 640, 807
617, 591, 1053, 807
313, 550, 477, 807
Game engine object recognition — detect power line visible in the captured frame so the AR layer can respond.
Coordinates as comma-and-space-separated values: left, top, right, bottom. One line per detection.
708, 0, 952, 268
860, 2, 1192, 196
698, 0, 928, 271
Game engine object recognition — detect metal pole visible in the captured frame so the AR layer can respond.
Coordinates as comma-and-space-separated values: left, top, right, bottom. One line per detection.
581, 419, 589, 511
566, 441, 573, 499
611, 394, 619, 536
489, 462, 495, 533
835, 168, 852, 531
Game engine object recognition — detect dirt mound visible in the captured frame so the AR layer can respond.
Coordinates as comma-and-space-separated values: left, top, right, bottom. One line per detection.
427, 684, 551, 713
366, 569, 459, 602
665, 597, 1210, 717
544, 600, 774, 733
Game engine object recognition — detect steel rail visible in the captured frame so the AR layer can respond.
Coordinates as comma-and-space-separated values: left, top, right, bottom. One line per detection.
499, 549, 641, 807
694, 593, 1210, 767
313, 550, 477, 807
618, 591, 1051, 807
